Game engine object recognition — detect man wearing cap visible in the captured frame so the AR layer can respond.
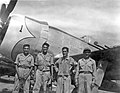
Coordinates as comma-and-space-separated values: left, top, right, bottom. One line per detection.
75, 48, 96, 93
33, 42, 54, 93
54, 47, 77, 93
13, 44, 34, 93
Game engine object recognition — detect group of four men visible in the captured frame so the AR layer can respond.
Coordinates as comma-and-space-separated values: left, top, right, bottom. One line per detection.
12, 42, 97, 93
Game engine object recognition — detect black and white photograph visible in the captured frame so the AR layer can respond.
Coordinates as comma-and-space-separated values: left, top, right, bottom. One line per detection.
0, 0, 120, 93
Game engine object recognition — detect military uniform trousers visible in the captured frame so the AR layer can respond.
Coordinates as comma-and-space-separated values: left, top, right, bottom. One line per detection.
56, 75, 71, 93
78, 73, 92, 93
33, 69, 50, 93
12, 68, 30, 93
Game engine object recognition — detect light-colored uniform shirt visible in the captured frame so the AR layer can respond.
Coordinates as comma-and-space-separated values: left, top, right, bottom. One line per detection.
77, 57, 96, 79
13, 53, 34, 93
35, 52, 54, 71
55, 57, 77, 76
15, 53, 34, 67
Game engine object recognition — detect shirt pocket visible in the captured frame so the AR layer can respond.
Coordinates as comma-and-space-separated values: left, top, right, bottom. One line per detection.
45, 56, 51, 62
80, 62, 85, 68
27, 58, 32, 65
18, 59, 24, 65
87, 62, 93, 71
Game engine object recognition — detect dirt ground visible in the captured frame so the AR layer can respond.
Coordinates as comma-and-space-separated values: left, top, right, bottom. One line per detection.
0, 76, 118, 93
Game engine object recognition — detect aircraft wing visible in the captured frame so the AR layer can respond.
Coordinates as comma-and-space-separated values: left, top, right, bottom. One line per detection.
70, 46, 120, 93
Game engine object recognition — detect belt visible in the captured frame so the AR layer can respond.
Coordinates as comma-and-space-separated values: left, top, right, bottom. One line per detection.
42, 69, 50, 72
18, 65, 31, 69
79, 71, 92, 74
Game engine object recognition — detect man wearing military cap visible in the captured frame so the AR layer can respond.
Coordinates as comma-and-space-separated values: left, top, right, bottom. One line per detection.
33, 42, 54, 93
75, 48, 96, 93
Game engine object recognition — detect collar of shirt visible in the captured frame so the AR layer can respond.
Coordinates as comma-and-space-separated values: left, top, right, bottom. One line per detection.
21, 53, 31, 57
82, 57, 92, 63
61, 56, 70, 61
39, 52, 50, 57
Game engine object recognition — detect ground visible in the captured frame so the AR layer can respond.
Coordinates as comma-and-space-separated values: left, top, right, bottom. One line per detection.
0, 76, 118, 93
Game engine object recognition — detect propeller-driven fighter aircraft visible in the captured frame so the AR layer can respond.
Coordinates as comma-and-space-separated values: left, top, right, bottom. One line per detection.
0, 0, 120, 93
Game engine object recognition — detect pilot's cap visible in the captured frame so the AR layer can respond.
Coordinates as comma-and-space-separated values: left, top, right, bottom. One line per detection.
42, 42, 50, 47
83, 48, 91, 53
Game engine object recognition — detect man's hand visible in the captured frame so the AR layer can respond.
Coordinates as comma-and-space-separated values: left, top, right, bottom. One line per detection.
91, 83, 95, 89
75, 77, 79, 87
50, 75, 53, 81
92, 78, 96, 84
46, 62, 51, 67
24, 74, 29, 80
19, 76, 23, 81
54, 67, 58, 72
19, 77, 26, 87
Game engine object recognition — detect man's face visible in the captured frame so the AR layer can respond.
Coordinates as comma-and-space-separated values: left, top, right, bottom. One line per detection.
62, 48, 68, 57
23, 46, 30, 54
84, 51, 91, 59
42, 45, 49, 53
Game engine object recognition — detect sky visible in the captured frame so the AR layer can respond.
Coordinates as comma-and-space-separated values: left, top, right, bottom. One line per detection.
5, 0, 120, 47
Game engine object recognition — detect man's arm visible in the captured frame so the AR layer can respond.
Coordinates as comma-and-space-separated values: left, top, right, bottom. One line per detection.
33, 54, 39, 81
75, 61, 79, 79
71, 57, 78, 66
75, 61, 79, 86
49, 55, 54, 90
50, 55, 54, 77
69, 57, 78, 71
53, 58, 60, 72
15, 65, 19, 78
92, 60, 97, 84
15, 55, 20, 78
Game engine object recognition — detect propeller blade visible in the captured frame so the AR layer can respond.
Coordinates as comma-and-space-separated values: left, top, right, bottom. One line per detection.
1, 0, 18, 24
0, 4, 6, 18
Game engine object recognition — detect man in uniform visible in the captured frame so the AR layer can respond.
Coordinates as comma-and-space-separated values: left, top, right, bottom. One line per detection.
75, 48, 96, 93
33, 42, 54, 93
54, 47, 77, 93
13, 44, 34, 93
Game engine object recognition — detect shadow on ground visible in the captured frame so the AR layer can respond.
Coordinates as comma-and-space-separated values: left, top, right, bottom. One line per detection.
0, 78, 14, 84
0, 88, 12, 93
